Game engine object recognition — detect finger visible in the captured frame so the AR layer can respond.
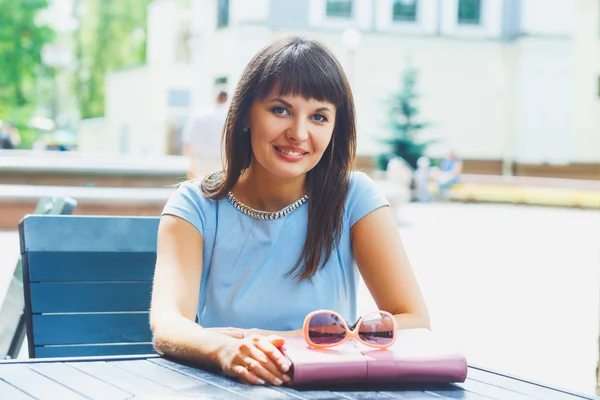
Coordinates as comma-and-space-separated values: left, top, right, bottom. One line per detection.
231, 365, 266, 385
261, 336, 291, 371
243, 355, 286, 386
254, 338, 292, 377
266, 335, 286, 348
241, 339, 288, 385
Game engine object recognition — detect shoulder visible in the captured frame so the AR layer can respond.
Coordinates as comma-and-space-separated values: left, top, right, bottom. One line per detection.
349, 170, 374, 189
347, 171, 384, 198
162, 180, 217, 236
345, 171, 390, 227
177, 180, 216, 202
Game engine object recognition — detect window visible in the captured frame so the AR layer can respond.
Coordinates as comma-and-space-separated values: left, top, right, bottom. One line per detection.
457, 0, 481, 25
393, 0, 418, 22
217, 0, 229, 28
326, 0, 352, 18
167, 90, 191, 107
118, 124, 129, 154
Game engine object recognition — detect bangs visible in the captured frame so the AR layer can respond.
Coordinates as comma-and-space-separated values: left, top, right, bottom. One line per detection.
253, 40, 347, 107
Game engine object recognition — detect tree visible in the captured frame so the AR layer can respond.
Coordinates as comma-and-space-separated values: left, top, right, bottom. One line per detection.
0, 0, 54, 147
73, 0, 153, 119
377, 66, 434, 170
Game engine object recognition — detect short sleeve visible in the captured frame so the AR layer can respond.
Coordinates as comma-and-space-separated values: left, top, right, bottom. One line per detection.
346, 172, 390, 227
161, 181, 210, 237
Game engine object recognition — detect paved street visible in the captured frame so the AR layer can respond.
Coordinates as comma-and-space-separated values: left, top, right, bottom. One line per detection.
2, 202, 600, 395
363, 203, 600, 396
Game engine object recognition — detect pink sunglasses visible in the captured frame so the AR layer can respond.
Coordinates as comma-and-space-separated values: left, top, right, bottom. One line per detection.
303, 309, 397, 349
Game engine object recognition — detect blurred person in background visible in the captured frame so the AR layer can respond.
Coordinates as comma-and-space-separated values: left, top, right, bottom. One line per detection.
183, 90, 228, 179
437, 150, 463, 200
414, 156, 432, 202
0, 122, 20, 149
150, 36, 429, 387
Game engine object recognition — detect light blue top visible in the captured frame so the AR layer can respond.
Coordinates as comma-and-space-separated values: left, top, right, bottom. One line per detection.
161, 171, 389, 331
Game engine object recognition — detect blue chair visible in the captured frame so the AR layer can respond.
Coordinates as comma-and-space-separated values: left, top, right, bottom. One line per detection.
18, 215, 159, 358
0, 197, 77, 359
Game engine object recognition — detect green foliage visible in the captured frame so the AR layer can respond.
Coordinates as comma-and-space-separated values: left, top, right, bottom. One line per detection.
74, 0, 153, 118
0, 0, 54, 147
7, 105, 38, 148
377, 66, 434, 170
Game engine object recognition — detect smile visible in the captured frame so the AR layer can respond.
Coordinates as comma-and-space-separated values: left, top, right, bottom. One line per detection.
274, 146, 308, 157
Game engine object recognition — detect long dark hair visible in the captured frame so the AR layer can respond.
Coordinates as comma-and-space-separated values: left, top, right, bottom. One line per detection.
202, 36, 357, 280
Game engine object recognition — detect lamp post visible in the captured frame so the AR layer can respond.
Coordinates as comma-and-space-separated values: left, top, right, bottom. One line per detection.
341, 28, 362, 85
41, 44, 72, 126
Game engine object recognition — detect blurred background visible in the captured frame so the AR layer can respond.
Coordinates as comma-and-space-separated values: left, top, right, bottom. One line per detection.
2, 0, 598, 173
1, 0, 600, 396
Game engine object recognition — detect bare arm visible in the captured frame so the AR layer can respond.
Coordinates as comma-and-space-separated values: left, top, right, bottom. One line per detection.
150, 215, 291, 385
150, 215, 232, 368
352, 206, 431, 329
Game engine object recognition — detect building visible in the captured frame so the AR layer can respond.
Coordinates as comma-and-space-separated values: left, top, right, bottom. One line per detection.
187, 0, 600, 178
78, 0, 193, 156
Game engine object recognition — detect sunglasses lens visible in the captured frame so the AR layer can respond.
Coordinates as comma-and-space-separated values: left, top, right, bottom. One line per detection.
358, 312, 395, 346
307, 312, 347, 346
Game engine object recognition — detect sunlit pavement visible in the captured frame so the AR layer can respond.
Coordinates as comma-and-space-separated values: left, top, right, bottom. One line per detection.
2, 202, 600, 395
359, 202, 600, 395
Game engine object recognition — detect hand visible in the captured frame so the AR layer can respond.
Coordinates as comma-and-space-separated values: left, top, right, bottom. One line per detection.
207, 327, 245, 339
217, 334, 292, 386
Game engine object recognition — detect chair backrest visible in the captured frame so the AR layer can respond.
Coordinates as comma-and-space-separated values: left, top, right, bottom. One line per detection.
0, 197, 78, 359
18, 215, 160, 358
33, 196, 78, 216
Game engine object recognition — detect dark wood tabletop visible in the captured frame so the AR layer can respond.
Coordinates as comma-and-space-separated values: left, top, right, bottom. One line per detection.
0, 355, 598, 400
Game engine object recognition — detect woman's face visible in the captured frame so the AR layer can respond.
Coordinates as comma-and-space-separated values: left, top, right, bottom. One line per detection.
247, 89, 337, 179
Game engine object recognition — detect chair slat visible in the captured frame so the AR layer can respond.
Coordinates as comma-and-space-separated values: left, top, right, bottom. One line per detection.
20, 215, 160, 358
20, 215, 160, 252
32, 314, 152, 346
30, 283, 152, 313
26, 252, 156, 282
34, 343, 155, 358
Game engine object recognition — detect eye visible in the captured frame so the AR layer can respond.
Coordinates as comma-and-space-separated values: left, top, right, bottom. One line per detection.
271, 106, 288, 116
312, 114, 328, 123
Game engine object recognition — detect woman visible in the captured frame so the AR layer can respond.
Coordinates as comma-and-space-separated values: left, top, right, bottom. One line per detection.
150, 36, 430, 387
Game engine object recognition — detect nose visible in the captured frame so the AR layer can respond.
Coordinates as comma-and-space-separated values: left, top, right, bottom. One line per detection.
286, 118, 309, 142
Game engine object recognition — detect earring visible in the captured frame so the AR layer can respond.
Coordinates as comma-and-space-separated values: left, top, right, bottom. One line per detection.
242, 126, 249, 133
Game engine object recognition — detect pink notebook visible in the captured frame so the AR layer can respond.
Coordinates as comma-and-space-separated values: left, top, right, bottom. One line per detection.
281, 329, 467, 385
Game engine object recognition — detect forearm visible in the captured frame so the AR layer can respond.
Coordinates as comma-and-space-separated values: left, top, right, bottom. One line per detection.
152, 315, 234, 369
393, 312, 431, 330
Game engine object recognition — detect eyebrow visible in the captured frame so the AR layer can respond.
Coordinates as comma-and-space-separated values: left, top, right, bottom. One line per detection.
268, 98, 333, 114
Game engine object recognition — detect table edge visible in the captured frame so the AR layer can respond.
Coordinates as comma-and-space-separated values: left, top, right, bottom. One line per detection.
469, 363, 600, 400
1, 357, 597, 399
0, 353, 159, 365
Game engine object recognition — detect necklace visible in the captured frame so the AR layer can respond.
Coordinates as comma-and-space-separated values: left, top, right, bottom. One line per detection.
227, 191, 309, 220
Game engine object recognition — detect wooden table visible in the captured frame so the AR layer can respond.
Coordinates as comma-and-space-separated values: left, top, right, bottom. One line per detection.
0, 355, 598, 399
